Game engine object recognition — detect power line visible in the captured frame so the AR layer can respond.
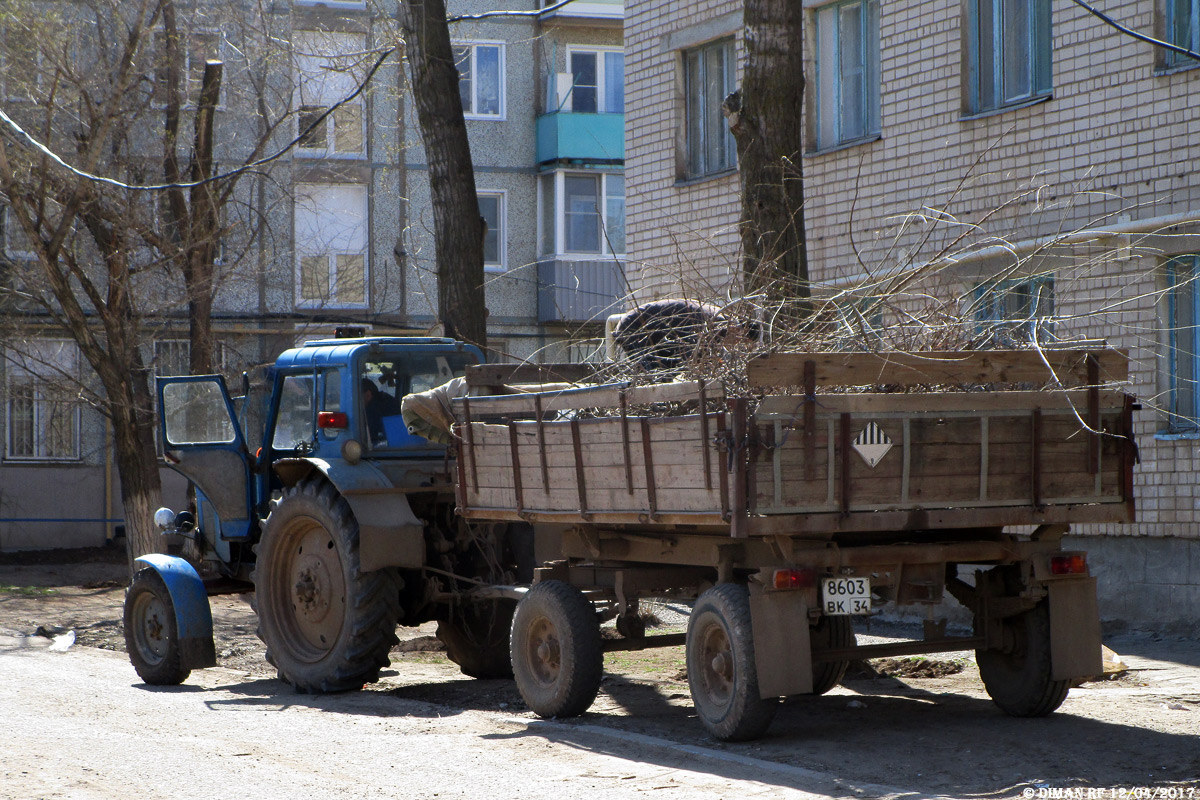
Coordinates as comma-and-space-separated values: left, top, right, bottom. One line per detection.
1068, 0, 1200, 62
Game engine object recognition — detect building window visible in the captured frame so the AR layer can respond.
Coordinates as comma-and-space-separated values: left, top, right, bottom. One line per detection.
683, 38, 736, 177
294, 184, 369, 309
454, 43, 504, 118
2, 206, 36, 260
566, 48, 624, 113
814, 0, 880, 150
1166, 0, 1200, 69
5, 340, 80, 461
968, 0, 1051, 113
1166, 256, 1200, 431
295, 32, 367, 157
478, 192, 505, 270
154, 340, 192, 377
539, 171, 624, 257
971, 275, 1055, 347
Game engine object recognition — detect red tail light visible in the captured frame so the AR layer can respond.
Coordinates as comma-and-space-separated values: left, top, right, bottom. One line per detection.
317, 411, 349, 429
1050, 554, 1088, 575
773, 568, 816, 590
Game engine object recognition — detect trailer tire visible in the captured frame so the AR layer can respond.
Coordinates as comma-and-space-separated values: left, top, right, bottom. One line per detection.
254, 477, 400, 693
437, 599, 516, 679
687, 584, 778, 741
124, 568, 190, 686
810, 614, 854, 695
977, 601, 1070, 717
511, 580, 602, 718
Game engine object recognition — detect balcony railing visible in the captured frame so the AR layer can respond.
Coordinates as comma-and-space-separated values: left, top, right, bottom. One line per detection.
535, 112, 624, 166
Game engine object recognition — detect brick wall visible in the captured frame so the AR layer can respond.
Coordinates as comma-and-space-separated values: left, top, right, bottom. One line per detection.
627, 0, 1200, 544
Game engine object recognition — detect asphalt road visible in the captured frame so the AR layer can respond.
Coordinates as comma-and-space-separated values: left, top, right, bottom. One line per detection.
0, 637, 893, 800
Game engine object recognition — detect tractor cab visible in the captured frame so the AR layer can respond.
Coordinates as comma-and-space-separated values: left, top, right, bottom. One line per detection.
153, 336, 482, 569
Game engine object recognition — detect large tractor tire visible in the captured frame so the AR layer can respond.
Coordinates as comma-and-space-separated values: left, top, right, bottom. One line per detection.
437, 599, 517, 679
976, 600, 1070, 717
124, 568, 190, 686
686, 584, 778, 741
511, 580, 603, 718
254, 477, 400, 693
810, 614, 855, 695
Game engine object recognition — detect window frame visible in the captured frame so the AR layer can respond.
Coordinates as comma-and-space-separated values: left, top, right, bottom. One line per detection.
454, 41, 507, 120
970, 275, 1056, 346
293, 183, 370, 310
477, 190, 507, 271
1165, 255, 1200, 433
564, 45, 625, 113
812, 0, 881, 151
967, 0, 1052, 115
2, 206, 37, 261
294, 31, 368, 159
4, 340, 82, 462
537, 170, 625, 259
682, 37, 738, 179
1164, 0, 1200, 70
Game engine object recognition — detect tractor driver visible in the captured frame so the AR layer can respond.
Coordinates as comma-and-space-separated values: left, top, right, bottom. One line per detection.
361, 377, 403, 444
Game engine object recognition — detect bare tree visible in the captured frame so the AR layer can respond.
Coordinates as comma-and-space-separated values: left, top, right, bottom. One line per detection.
0, 0, 292, 568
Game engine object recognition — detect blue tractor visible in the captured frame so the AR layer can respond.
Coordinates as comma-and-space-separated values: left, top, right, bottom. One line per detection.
124, 334, 531, 690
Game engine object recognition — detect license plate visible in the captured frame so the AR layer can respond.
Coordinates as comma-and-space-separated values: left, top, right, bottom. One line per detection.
821, 577, 871, 615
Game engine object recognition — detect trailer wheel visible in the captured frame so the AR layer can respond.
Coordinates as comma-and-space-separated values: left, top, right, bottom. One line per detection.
254, 477, 400, 693
124, 568, 190, 686
977, 601, 1070, 717
686, 584, 778, 741
810, 614, 855, 695
511, 580, 602, 718
437, 599, 516, 679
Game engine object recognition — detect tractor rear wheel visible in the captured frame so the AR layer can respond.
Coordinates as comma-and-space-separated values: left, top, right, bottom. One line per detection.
254, 477, 400, 692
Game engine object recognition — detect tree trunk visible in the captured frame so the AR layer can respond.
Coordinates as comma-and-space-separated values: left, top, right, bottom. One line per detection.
187, 60, 222, 376
398, 0, 488, 349
727, 0, 810, 319
107, 374, 166, 573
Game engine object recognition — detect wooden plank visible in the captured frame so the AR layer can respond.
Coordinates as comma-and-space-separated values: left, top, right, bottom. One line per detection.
465, 484, 724, 514
455, 380, 726, 416
756, 390, 1129, 417
747, 349, 1129, 389
466, 362, 598, 388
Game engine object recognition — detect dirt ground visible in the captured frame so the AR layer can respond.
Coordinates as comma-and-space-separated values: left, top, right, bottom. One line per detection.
2, 547, 1199, 798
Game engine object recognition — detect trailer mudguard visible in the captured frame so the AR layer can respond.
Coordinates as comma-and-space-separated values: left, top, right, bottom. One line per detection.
1048, 577, 1103, 681
134, 554, 217, 670
749, 587, 813, 698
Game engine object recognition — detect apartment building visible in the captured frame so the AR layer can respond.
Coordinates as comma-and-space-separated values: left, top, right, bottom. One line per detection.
625, 0, 1200, 631
0, 0, 625, 550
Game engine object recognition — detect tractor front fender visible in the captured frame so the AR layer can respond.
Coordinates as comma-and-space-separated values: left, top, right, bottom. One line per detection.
133, 554, 217, 670
273, 457, 427, 571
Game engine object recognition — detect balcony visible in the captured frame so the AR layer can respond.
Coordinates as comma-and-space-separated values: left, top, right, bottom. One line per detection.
538, 258, 625, 324
535, 112, 624, 167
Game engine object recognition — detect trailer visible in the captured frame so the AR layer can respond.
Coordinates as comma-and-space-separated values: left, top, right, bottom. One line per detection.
455, 348, 1135, 740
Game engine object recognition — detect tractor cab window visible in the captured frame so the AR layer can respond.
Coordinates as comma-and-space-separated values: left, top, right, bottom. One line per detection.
271, 374, 316, 452
361, 353, 474, 448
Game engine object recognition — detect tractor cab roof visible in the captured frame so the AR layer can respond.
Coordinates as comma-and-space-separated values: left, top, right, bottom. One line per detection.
274, 337, 480, 372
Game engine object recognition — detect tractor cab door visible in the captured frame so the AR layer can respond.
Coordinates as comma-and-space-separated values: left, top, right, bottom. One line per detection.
158, 375, 255, 541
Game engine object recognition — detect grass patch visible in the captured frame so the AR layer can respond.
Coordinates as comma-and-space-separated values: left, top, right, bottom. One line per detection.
0, 585, 57, 597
